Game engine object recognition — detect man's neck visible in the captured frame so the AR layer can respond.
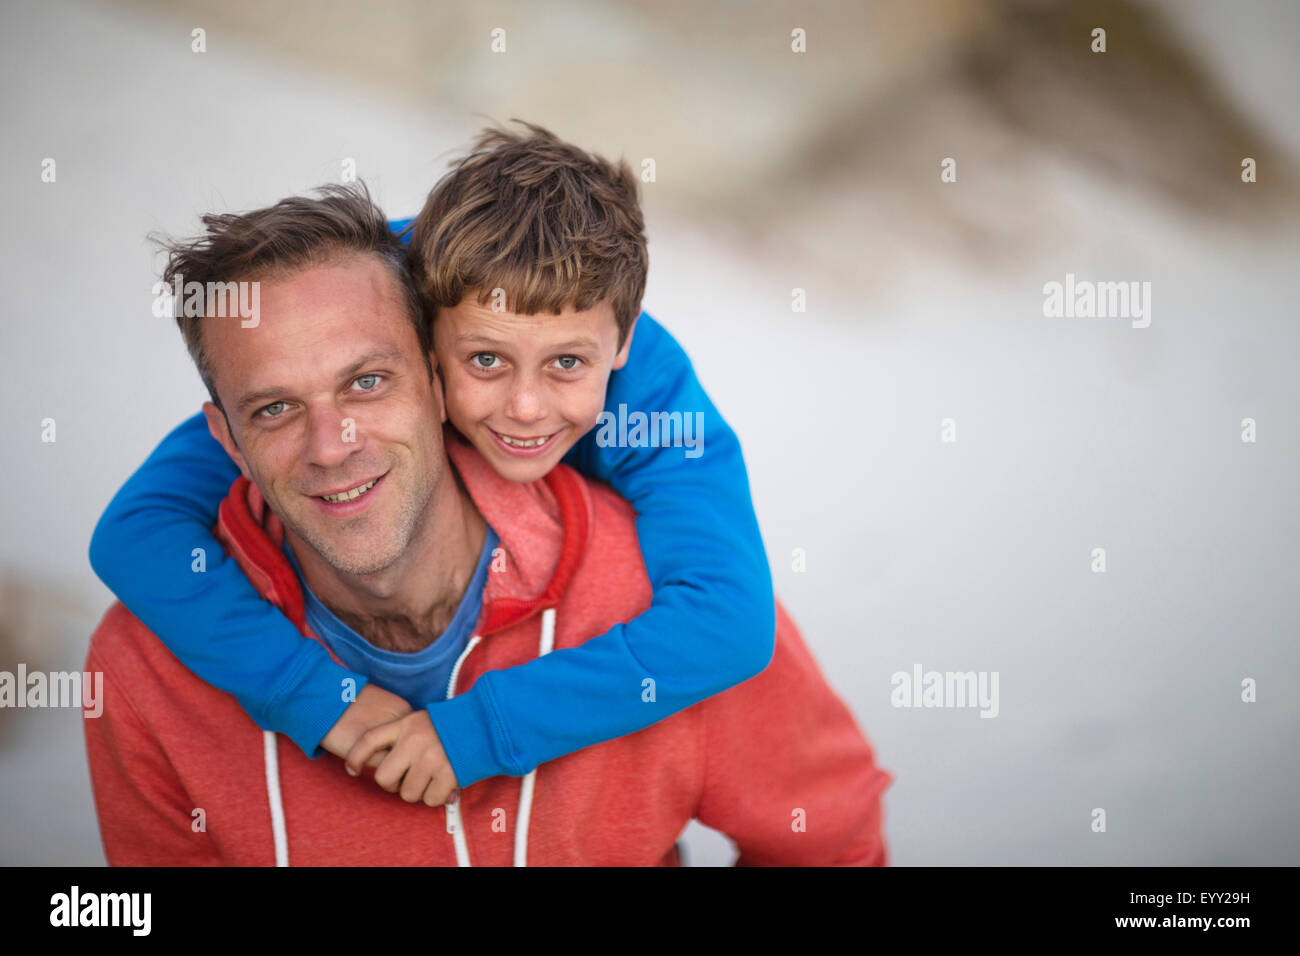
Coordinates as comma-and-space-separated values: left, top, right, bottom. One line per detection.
286, 465, 487, 654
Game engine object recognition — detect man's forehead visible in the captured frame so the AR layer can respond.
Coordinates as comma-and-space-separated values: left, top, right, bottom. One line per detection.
254, 253, 402, 311
207, 258, 419, 400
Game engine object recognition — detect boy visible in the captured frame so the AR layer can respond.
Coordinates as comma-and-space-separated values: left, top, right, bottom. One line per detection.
90, 122, 777, 804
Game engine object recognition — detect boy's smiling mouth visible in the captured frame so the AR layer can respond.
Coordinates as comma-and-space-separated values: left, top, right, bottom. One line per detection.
488, 427, 560, 456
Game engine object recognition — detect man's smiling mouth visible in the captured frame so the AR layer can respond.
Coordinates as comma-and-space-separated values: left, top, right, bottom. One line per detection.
318, 477, 379, 503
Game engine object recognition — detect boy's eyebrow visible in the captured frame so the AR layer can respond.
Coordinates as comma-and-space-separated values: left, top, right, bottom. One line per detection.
455, 332, 602, 352
234, 347, 407, 414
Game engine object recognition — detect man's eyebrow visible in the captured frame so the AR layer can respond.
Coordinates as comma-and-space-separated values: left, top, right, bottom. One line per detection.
235, 386, 288, 416
234, 347, 408, 415
336, 347, 408, 381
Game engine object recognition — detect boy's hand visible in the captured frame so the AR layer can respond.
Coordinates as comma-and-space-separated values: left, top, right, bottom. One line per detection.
319, 683, 412, 766
345, 710, 461, 807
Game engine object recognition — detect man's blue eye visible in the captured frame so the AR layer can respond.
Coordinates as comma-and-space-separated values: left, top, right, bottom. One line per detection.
355, 374, 380, 390
473, 353, 499, 369
555, 356, 579, 370
261, 401, 287, 418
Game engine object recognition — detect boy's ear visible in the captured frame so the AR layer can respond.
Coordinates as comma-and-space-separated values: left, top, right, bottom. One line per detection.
612, 313, 638, 371
202, 402, 253, 481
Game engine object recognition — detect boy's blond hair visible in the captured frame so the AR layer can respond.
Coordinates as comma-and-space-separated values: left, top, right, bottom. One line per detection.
410, 121, 647, 347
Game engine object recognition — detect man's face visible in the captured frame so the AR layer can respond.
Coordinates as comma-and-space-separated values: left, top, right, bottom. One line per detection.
202, 254, 446, 577
433, 296, 634, 483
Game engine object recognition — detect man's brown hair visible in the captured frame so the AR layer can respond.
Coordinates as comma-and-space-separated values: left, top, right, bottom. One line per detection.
409, 120, 648, 346
160, 181, 429, 409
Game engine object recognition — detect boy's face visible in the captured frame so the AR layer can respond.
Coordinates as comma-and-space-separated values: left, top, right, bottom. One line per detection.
433, 296, 634, 483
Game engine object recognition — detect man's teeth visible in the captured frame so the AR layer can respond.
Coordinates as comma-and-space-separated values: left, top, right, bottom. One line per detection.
322, 479, 377, 503
499, 433, 550, 448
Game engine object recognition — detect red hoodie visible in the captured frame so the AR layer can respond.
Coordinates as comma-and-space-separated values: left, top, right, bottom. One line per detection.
84, 431, 892, 865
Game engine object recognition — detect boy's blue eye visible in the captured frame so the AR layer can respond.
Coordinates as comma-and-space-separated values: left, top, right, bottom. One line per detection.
555, 355, 580, 370
473, 353, 499, 369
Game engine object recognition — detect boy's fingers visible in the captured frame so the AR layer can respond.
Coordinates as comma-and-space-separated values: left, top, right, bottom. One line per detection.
346, 723, 401, 776
424, 783, 459, 809
373, 745, 414, 793
398, 741, 447, 804
415, 748, 455, 806
400, 761, 433, 804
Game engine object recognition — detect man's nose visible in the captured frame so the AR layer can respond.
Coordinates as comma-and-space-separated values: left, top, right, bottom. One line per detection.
504, 373, 547, 425
303, 402, 361, 470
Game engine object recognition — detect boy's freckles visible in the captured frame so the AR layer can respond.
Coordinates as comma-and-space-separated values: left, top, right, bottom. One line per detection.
433, 298, 627, 483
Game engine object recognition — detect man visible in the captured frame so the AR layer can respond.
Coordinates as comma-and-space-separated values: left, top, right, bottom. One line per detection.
84, 185, 891, 865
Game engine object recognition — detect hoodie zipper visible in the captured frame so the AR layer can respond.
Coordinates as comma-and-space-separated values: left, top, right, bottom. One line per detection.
443, 635, 482, 867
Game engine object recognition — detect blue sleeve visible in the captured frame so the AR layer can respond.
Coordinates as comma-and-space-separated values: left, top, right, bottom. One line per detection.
429, 312, 776, 786
88, 413, 367, 757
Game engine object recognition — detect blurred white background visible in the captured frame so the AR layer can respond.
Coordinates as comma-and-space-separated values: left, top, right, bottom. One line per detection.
1, 0, 1297, 865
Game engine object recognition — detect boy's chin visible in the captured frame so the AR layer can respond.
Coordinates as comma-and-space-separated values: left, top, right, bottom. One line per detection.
478, 438, 567, 484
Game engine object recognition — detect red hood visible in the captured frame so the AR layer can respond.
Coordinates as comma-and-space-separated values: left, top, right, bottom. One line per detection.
212, 425, 592, 645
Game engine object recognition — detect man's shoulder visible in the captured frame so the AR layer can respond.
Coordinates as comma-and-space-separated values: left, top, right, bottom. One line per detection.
564, 462, 635, 522
542, 464, 652, 617
556, 463, 644, 563
89, 601, 149, 654
86, 602, 185, 689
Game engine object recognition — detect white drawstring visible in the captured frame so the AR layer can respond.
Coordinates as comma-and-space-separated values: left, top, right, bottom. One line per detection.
447, 636, 482, 701
445, 636, 482, 867
263, 730, 289, 867
514, 607, 556, 867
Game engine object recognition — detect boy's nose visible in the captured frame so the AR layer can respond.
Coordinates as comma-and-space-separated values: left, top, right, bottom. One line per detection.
505, 380, 547, 425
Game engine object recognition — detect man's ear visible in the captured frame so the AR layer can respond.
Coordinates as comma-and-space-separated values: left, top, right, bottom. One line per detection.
429, 350, 448, 424
202, 402, 253, 481
612, 312, 638, 371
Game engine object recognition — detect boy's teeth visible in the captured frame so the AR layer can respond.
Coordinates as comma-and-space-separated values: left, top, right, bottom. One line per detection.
500, 433, 549, 448
322, 478, 377, 503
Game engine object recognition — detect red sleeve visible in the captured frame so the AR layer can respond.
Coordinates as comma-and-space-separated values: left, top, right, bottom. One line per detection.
84, 628, 223, 866
695, 602, 892, 866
